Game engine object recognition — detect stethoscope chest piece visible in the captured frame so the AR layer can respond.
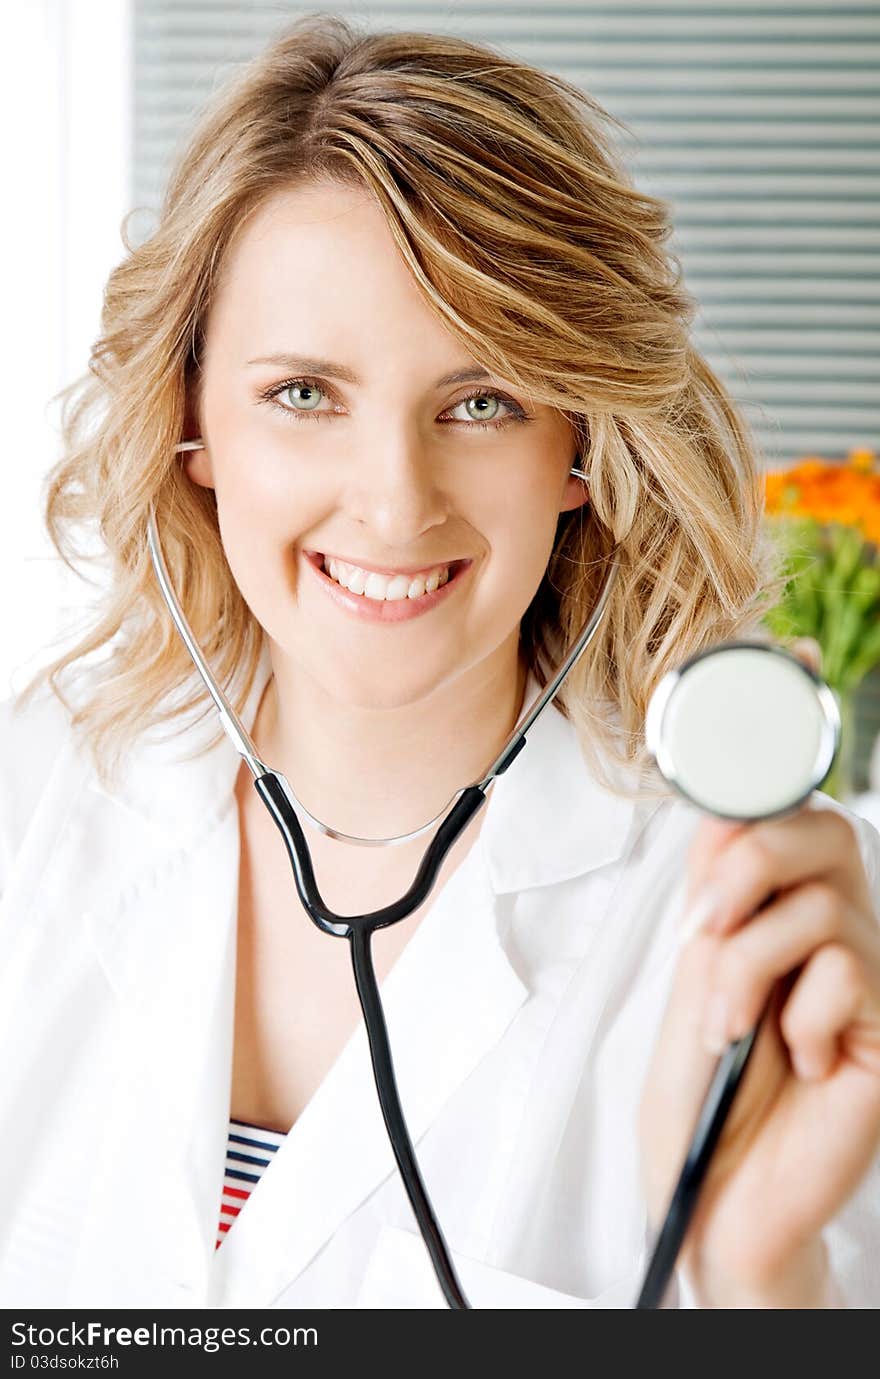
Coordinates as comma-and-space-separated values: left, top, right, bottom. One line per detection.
645, 640, 841, 821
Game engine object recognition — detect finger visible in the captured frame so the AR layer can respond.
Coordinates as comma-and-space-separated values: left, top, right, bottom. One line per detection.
780, 941, 879, 1081
686, 815, 749, 909
701, 880, 854, 1048
695, 805, 866, 938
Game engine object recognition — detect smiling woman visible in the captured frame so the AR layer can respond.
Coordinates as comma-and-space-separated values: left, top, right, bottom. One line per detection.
5, 12, 876, 1315
13, 13, 779, 805
163, 172, 596, 837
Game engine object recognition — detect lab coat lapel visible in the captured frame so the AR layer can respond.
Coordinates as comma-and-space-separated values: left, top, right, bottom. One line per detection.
67, 796, 241, 1306
211, 845, 528, 1308
480, 684, 641, 893
62, 649, 275, 1306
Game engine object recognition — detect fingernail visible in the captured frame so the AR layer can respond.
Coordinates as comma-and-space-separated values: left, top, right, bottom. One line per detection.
679, 884, 724, 947
702, 991, 730, 1055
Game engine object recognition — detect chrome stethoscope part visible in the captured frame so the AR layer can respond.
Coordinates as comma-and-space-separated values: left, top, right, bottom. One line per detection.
645, 639, 841, 821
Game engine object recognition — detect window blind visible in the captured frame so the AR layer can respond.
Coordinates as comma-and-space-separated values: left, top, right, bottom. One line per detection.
132, 0, 880, 465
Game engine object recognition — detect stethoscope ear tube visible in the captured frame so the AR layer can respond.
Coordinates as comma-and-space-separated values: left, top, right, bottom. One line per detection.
254, 771, 489, 935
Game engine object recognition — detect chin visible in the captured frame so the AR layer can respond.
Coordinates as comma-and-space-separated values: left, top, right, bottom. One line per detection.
328, 671, 448, 712
306, 651, 461, 712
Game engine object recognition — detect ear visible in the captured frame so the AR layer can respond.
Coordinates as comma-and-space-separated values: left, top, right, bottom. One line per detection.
559, 464, 591, 514
178, 394, 214, 489
181, 445, 214, 489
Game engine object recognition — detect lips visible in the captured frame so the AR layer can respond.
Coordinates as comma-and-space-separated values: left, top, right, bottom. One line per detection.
305, 549, 465, 579
302, 549, 473, 623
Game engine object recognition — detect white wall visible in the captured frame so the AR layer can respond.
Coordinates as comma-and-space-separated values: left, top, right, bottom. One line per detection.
0, 0, 131, 700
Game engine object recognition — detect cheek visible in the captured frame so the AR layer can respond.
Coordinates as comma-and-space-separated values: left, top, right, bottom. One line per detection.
210, 460, 312, 613
476, 473, 561, 592
214, 450, 292, 519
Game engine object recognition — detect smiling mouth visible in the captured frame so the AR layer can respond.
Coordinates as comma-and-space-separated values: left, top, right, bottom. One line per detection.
307, 551, 469, 603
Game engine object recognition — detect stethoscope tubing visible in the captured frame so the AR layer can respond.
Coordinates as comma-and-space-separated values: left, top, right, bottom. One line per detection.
253, 770, 490, 1306
634, 1013, 765, 1308
350, 923, 470, 1307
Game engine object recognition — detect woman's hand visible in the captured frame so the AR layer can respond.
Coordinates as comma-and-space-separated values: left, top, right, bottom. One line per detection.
639, 649, 880, 1307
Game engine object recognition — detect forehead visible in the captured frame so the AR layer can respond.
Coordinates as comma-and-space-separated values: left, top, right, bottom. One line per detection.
212, 177, 416, 313
201, 180, 490, 394
200, 183, 573, 446
228, 179, 383, 258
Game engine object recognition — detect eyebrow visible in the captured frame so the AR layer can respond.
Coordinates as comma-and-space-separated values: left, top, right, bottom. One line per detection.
245, 353, 494, 390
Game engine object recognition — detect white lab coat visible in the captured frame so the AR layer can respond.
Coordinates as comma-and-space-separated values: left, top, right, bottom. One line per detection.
1, 640, 879, 1310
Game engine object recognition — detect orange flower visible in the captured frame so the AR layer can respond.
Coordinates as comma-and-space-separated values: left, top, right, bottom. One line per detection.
764, 448, 880, 541
848, 447, 876, 472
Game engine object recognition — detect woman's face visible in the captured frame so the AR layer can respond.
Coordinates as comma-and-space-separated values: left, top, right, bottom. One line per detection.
185, 179, 589, 709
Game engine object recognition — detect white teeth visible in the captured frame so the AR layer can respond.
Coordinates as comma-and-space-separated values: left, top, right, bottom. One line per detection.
385, 575, 411, 601
322, 555, 453, 601
349, 568, 366, 595
364, 571, 388, 600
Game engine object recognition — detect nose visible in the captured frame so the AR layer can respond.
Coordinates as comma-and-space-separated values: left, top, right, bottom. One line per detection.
344, 431, 450, 549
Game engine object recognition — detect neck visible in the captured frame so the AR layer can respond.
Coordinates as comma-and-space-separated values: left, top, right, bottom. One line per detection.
251, 635, 529, 850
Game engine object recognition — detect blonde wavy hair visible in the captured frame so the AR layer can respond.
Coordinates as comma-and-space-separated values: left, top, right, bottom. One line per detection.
18, 11, 785, 801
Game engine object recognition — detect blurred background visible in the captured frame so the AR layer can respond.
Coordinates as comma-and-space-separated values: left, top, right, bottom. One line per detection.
4, 0, 879, 810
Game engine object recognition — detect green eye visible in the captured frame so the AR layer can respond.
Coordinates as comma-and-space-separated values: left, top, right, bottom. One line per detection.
284, 382, 324, 411
462, 395, 501, 422
259, 376, 530, 432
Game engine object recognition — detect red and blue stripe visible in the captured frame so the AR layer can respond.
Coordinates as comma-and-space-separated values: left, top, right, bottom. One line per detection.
215, 1119, 286, 1249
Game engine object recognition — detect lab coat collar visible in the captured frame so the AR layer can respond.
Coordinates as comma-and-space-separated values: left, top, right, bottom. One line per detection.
84, 638, 639, 895
480, 686, 640, 894
83, 638, 276, 854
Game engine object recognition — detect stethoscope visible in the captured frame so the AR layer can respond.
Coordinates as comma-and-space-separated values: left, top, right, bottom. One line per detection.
148, 440, 841, 1308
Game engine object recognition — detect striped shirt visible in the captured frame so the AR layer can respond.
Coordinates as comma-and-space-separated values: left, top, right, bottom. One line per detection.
216, 1118, 287, 1250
